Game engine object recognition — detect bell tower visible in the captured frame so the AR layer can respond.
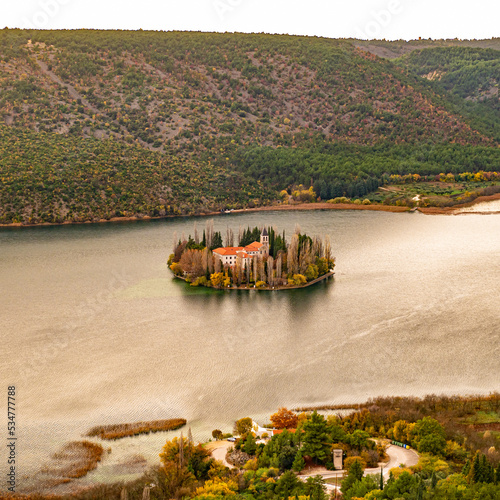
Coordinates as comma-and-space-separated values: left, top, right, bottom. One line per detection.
260, 227, 269, 246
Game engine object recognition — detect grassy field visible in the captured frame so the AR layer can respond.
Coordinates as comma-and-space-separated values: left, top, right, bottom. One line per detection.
463, 411, 500, 425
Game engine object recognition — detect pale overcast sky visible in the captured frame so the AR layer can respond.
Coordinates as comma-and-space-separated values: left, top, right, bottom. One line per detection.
1, 0, 499, 40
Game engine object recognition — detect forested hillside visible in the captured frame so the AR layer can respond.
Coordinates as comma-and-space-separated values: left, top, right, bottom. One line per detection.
0, 29, 498, 224
393, 46, 500, 142
354, 37, 500, 59
396, 47, 499, 99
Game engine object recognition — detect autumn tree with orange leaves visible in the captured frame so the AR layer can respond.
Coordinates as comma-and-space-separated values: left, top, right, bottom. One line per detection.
270, 407, 298, 429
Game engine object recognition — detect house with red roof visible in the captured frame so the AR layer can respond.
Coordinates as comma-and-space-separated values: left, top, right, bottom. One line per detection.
213, 228, 269, 266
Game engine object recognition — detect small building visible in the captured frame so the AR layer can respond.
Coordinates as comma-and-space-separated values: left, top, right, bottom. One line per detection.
212, 247, 252, 266
213, 231, 269, 266
333, 448, 343, 470
252, 420, 274, 439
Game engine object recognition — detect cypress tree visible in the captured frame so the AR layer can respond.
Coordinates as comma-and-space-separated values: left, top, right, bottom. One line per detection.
211, 231, 223, 250
269, 226, 275, 256
489, 462, 495, 483
416, 478, 424, 500
482, 455, 495, 483
431, 470, 438, 489
470, 451, 483, 483
462, 459, 471, 477
469, 452, 481, 483
479, 454, 488, 483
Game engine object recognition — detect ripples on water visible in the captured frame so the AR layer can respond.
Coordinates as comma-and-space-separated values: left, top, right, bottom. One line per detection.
1, 210, 499, 487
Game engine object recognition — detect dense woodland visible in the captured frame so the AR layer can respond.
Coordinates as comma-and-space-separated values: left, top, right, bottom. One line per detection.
169, 223, 335, 288
0, 30, 499, 224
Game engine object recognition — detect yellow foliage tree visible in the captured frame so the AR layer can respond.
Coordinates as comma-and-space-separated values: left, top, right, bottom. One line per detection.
279, 189, 289, 203
210, 272, 224, 288
170, 262, 183, 276
243, 458, 258, 470
288, 274, 307, 286
389, 467, 413, 480
344, 456, 367, 472
194, 477, 238, 498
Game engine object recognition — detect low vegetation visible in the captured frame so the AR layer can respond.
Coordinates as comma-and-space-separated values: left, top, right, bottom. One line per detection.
86, 418, 186, 440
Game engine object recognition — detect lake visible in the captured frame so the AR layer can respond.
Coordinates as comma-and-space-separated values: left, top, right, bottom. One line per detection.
1, 209, 499, 489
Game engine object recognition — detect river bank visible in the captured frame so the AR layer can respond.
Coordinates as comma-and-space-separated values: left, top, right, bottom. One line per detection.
173, 271, 335, 291
1, 192, 499, 229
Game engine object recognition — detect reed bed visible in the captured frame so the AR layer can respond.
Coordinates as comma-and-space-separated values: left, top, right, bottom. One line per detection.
293, 393, 500, 414
293, 403, 365, 412
86, 418, 186, 440
37, 440, 104, 489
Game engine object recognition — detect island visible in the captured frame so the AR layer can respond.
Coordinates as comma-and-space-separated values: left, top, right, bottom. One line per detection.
168, 222, 335, 290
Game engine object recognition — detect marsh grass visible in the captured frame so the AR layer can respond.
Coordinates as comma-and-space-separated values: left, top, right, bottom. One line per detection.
37, 440, 104, 489
86, 418, 186, 440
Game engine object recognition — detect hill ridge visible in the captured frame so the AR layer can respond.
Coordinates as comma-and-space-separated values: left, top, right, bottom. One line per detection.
0, 29, 498, 224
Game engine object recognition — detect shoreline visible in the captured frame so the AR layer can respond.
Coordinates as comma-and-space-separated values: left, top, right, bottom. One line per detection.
1, 192, 499, 229
173, 271, 335, 291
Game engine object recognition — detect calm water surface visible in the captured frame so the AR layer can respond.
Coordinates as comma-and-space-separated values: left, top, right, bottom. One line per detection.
1, 210, 499, 487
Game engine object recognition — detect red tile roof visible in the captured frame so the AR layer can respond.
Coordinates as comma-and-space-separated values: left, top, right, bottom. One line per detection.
213, 246, 243, 256
245, 241, 263, 250
213, 247, 253, 258
213, 241, 263, 256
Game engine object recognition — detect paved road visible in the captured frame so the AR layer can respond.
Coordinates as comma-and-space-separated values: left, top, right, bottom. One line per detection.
211, 442, 418, 491
210, 441, 236, 468
379, 444, 419, 475
299, 444, 419, 492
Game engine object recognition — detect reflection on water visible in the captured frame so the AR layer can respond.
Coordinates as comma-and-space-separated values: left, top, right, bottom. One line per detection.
1, 210, 499, 487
